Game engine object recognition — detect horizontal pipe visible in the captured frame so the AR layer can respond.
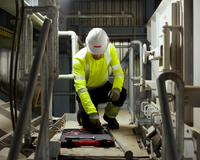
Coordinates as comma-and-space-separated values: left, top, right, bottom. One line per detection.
58, 74, 74, 79
58, 31, 82, 74
30, 13, 44, 26
63, 15, 132, 18
115, 45, 132, 48
59, 30, 76, 38
58, 30, 84, 48
25, 6, 59, 17
35, 12, 47, 20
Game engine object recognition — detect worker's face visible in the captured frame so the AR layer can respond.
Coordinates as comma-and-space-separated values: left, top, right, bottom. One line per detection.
91, 54, 104, 60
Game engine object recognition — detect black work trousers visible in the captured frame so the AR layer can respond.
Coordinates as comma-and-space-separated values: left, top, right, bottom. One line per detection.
76, 81, 127, 128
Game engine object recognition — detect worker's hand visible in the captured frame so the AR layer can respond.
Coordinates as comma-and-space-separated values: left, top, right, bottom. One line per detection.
108, 88, 120, 102
89, 113, 100, 126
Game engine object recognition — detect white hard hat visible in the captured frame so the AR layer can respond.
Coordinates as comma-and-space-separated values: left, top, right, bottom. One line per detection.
86, 28, 109, 55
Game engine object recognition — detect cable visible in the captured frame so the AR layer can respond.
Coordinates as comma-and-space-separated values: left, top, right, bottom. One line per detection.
49, 125, 62, 133
9, 0, 20, 131
49, 118, 66, 133
14, 0, 25, 124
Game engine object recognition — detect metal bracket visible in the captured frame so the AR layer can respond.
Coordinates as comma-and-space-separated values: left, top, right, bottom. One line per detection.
143, 43, 163, 63
163, 25, 182, 32
134, 78, 157, 92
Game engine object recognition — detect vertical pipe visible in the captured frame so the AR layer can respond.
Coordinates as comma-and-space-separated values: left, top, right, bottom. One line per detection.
52, 7, 59, 80
182, 0, 193, 85
163, 23, 170, 71
162, 127, 167, 160
130, 40, 143, 80
27, 18, 33, 73
129, 47, 134, 122
48, 25, 53, 120
34, 79, 54, 160
198, 134, 200, 160
176, 1, 180, 71
157, 74, 177, 160
7, 19, 51, 160
19, 13, 28, 79
34, 112, 48, 160
58, 31, 77, 73
157, 72, 185, 160
41, 52, 49, 160
171, 3, 177, 70
24, 18, 33, 145
129, 40, 143, 122
71, 35, 76, 73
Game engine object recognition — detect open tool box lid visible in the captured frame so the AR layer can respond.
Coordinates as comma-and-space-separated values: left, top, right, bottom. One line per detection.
60, 128, 115, 147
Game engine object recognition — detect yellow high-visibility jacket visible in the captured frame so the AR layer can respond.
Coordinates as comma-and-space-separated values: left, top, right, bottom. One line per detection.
73, 44, 124, 114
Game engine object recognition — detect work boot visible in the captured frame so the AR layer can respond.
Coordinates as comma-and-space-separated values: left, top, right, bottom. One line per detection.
103, 114, 119, 129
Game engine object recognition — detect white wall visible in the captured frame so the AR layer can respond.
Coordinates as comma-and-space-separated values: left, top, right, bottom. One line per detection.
193, 0, 200, 135
193, 0, 200, 86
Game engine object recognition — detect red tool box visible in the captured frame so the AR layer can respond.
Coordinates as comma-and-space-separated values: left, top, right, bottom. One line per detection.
60, 128, 115, 147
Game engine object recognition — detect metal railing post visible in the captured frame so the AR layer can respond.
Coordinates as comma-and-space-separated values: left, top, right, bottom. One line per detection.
157, 72, 185, 160
129, 40, 143, 123
7, 18, 52, 160
41, 52, 49, 160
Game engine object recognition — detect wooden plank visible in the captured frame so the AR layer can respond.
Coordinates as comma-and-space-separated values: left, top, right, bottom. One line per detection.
51, 120, 124, 156
51, 109, 149, 158
99, 109, 149, 157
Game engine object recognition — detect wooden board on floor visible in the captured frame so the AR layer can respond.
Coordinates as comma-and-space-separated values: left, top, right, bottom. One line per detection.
51, 121, 124, 156
51, 109, 149, 158
99, 108, 149, 157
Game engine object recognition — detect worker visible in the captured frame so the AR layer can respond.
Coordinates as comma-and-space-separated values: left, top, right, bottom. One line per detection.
73, 28, 127, 130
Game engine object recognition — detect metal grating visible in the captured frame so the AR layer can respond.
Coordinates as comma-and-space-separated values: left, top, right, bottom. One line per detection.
0, 25, 13, 38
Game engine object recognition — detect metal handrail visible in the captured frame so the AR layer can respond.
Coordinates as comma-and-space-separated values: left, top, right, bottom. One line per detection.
7, 19, 52, 160
156, 72, 185, 160
128, 40, 143, 123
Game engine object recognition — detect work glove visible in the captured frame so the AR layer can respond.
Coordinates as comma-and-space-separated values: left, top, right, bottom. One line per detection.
89, 113, 100, 126
108, 88, 120, 102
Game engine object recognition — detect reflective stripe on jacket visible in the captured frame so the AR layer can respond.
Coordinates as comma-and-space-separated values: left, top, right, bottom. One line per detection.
104, 102, 121, 118
73, 44, 124, 114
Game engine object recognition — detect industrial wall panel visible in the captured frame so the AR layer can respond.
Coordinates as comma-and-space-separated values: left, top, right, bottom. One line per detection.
53, 95, 70, 117
54, 79, 70, 92
53, 52, 75, 114
59, 0, 146, 26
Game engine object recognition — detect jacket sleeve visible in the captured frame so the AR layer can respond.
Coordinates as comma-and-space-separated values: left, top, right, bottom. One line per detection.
73, 57, 97, 114
109, 45, 124, 92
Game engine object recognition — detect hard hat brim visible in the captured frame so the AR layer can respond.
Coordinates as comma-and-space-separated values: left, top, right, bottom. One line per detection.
87, 40, 109, 55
